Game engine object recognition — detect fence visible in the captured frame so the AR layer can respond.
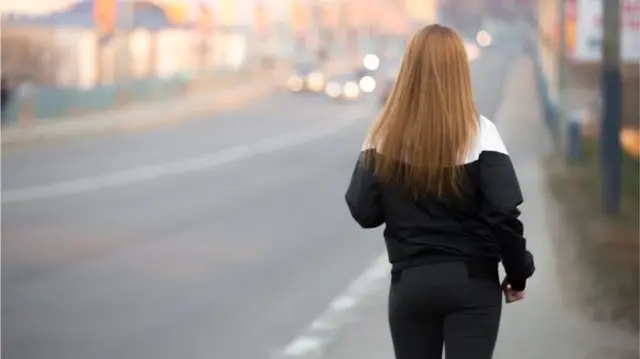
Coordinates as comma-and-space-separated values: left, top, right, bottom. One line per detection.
531, 22, 640, 160
1, 24, 268, 125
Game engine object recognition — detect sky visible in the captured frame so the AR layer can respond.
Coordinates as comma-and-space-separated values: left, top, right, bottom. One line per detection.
0, 0, 292, 24
0, 0, 77, 14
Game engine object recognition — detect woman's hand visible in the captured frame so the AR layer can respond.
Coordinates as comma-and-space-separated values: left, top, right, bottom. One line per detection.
501, 278, 525, 304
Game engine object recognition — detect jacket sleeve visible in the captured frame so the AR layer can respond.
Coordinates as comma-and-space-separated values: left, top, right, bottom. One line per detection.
345, 152, 384, 229
479, 150, 535, 291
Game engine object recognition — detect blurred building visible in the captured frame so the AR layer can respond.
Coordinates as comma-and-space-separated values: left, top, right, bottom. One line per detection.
1, 0, 261, 88
536, 0, 639, 161
0, 0, 77, 15
397, 0, 438, 25
537, 0, 639, 124
437, 0, 485, 35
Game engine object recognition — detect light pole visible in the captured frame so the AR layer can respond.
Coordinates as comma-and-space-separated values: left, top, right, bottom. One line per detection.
119, 0, 135, 81
336, 0, 343, 55
599, 0, 622, 214
556, 0, 568, 145
307, 0, 317, 59
343, 0, 358, 57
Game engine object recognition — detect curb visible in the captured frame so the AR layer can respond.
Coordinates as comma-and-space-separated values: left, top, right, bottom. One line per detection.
0, 75, 282, 145
1, 59, 359, 145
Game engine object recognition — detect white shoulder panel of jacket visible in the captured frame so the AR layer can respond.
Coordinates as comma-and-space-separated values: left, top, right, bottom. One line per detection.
361, 116, 508, 165
464, 116, 508, 164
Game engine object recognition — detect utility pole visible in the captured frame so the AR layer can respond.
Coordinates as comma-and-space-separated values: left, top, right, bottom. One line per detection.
556, 0, 568, 146
118, 0, 135, 81
599, 0, 623, 214
93, 0, 118, 84
116, 0, 135, 105
339, 0, 345, 55
310, 0, 322, 61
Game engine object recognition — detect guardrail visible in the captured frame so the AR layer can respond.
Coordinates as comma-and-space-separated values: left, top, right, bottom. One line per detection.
3, 77, 188, 123
531, 40, 640, 163
1, 64, 270, 126
0, 56, 367, 139
530, 44, 561, 144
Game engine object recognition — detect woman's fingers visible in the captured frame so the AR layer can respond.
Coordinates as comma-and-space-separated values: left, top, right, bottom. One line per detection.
503, 289, 525, 303
501, 278, 526, 303
512, 291, 525, 300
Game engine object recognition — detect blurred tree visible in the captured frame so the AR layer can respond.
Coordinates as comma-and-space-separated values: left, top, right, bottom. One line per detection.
1, 28, 62, 86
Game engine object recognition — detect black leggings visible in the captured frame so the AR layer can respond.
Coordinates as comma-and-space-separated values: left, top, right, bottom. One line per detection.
388, 260, 502, 359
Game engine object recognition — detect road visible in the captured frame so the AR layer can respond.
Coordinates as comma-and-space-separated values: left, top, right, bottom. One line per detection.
2, 47, 512, 359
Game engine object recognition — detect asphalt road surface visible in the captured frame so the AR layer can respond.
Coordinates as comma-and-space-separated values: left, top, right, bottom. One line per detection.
3, 46, 514, 359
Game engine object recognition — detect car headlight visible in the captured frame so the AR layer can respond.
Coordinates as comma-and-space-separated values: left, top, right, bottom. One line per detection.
343, 82, 359, 98
465, 43, 480, 61
359, 76, 376, 93
325, 82, 341, 98
363, 54, 380, 70
308, 72, 325, 91
288, 76, 303, 91
476, 31, 492, 47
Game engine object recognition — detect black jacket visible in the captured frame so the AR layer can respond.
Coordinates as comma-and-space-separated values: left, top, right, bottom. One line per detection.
345, 116, 535, 290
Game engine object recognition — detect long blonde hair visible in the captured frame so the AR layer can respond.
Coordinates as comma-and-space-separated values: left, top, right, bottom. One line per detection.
366, 24, 478, 199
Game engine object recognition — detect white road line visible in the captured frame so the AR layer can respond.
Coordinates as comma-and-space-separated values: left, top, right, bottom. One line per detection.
274, 253, 390, 358
2, 106, 368, 204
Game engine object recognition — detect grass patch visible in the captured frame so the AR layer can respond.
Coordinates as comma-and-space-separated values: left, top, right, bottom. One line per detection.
573, 137, 640, 222
546, 140, 639, 332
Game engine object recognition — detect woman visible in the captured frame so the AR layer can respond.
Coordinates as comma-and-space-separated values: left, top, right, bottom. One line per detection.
344, 24, 535, 359
1, 76, 11, 122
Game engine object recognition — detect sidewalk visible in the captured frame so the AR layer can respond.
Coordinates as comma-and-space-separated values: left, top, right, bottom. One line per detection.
306, 57, 639, 359
1, 58, 359, 145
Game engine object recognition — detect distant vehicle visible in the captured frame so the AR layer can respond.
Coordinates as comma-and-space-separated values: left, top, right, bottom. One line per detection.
475, 30, 492, 48
287, 62, 325, 92
350, 67, 377, 93
324, 73, 365, 101
354, 67, 371, 79
380, 59, 402, 78
438, 10, 491, 60
1, 77, 11, 123
461, 36, 481, 62
362, 53, 380, 71
376, 59, 399, 106
379, 35, 408, 62
378, 77, 394, 106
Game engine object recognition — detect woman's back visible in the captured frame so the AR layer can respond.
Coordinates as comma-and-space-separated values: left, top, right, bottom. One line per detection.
344, 24, 535, 359
354, 116, 515, 266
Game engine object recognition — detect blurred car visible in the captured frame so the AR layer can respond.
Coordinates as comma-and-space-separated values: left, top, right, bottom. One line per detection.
378, 77, 395, 106
377, 61, 400, 106
462, 37, 481, 62
353, 68, 378, 93
380, 58, 401, 78
380, 35, 408, 61
324, 73, 365, 101
362, 53, 381, 71
460, 29, 493, 62
287, 62, 326, 92
475, 30, 493, 48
